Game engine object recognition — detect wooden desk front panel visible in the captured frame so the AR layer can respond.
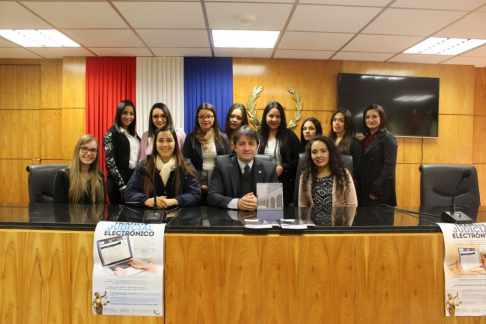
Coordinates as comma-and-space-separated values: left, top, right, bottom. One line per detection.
165, 233, 486, 324
0, 229, 162, 324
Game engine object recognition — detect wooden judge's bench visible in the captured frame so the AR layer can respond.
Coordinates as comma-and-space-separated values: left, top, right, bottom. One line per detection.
0, 203, 484, 324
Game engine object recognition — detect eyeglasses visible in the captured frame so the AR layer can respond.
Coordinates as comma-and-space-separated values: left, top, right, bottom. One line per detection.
80, 146, 98, 155
198, 115, 214, 121
153, 114, 168, 120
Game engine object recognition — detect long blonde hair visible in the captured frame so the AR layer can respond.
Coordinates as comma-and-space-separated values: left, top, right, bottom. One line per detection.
66, 135, 104, 203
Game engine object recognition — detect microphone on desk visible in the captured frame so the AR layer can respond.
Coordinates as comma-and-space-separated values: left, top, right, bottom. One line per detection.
137, 165, 164, 223
441, 169, 473, 224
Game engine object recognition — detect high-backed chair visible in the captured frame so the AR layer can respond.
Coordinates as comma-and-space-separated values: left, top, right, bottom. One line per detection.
27, 164, 69, 203
419, 164, 480, 207
255, 154, 273, 163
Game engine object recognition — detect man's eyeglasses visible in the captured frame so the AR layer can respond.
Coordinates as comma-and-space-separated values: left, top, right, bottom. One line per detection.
80, 146, 98, 155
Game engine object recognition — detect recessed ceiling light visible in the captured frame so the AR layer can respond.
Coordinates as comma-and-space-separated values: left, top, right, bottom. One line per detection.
0, 29, 80, 47
212, 30, 279, 49
404, 37, 486, 55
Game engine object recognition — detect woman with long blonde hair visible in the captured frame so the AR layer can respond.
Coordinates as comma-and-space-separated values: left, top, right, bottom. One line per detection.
53, 134, 105, 203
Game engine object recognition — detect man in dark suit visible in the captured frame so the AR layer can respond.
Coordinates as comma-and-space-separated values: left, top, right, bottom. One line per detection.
208, 126, 278, 210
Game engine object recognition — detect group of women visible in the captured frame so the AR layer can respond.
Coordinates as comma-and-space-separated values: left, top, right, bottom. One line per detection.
53, 99, 398, 212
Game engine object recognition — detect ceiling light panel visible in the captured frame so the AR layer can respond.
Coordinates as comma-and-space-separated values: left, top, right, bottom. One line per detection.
404, 37, 486, 55
212, 30, 279, 49
0, 29, 80, 47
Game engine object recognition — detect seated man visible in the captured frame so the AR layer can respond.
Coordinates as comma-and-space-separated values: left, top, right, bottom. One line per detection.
208, 126, 278, 210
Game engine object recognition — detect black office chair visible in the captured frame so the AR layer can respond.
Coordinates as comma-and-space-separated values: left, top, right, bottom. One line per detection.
255, 154, 273, 163
27, 164, 69, 203
419, 164, 480, 207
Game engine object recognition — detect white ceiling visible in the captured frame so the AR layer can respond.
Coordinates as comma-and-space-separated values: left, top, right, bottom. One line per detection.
0, 0, 485, 67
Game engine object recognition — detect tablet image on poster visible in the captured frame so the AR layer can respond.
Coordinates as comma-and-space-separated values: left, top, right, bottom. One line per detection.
92, 221, 165, 316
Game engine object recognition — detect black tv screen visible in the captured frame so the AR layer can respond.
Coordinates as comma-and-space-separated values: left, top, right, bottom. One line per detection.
338, 73, 440, 137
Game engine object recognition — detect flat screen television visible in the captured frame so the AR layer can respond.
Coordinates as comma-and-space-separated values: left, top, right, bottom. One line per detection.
338, 73, 440, 137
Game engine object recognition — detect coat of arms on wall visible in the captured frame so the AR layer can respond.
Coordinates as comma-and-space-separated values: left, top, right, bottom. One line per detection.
246, 85, 303, 130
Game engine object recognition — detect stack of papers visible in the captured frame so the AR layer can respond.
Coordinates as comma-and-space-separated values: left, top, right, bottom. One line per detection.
279, 219, 316, 229
242, 219, 280, 229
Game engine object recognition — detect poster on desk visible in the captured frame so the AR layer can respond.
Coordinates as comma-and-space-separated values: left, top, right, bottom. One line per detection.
92, 221, 165, 316
439, 223, 486, 316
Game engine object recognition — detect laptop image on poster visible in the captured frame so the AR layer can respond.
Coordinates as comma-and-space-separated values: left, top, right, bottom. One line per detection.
96, 236, 146, 276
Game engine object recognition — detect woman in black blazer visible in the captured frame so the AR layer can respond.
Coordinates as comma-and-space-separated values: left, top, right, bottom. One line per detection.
328, 108, 361, 180
258, 101, 300, 206
103, 100, 140, 204
359, 104, 398, 206
183, 103, 230, 203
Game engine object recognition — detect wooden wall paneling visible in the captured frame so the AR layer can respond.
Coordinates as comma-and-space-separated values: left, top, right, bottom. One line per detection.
396, 164, 421, 206
355, 234, 444, 324
0, 65, 41, 109
41, 59, 62, 109
62, 108, 86, 160
0, 110, 41, 159
62, 57, 86, 109
439, 65, 475, 116
20, 231, 71, 324
342, 61, 441, 78
0, 59, 42, 65
165, 235, 224, 324
69, 232, 95, 324
0, 204, 29, 221
260, 235, 301, 323
297, 235, 357, 323
473, 116, 486, 164
475, 164, 486, 206
396, 137, 423, 164
423, 115, 473, 165
475, 67, 486, 116
219, 236, 262, 324
0, 231, 24, 324
41, 109, 63, 160
233, 59, 343, 129
0, 160, 36, 203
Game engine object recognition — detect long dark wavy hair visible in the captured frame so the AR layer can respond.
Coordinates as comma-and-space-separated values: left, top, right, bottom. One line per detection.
300, 117, 323, 150
143, 126, 198, 197
328, 108, 357, 155
224, 103, 249, 140
300, 135, 350, 204
257, 101, 292, 163
362, 104, 388, 136
113, 100, 137, 136
190, 103, 227, 151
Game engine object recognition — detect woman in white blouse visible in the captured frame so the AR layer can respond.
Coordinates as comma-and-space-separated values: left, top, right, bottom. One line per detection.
103, 100, 140, 204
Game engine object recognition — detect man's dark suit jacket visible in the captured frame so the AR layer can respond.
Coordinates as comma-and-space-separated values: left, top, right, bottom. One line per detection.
207, 155, 278, 209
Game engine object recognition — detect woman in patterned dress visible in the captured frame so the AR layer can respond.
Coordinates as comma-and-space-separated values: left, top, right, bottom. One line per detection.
298, 135, 357, 208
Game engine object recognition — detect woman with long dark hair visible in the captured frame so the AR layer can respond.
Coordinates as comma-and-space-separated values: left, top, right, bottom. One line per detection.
224, 103, 249, 151
300, 117, 322, 152
103, 100, 140, 204
298, 135, 357, 207
183, 103, 231, 202
138, 103, 186, 162
360, 104, 398, 206
53, 134, 105, 203
328, 108, 361, 178
125, 126, 201, 208
258, 101, 300, 206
